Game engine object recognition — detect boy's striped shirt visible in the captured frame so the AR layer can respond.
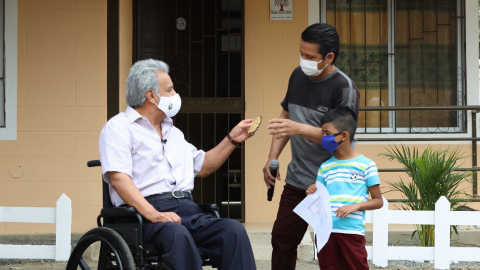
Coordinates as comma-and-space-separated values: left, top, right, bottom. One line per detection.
316, 155, 380, 235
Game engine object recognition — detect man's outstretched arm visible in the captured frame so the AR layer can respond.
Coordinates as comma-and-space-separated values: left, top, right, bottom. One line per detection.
198, 119, 253, 178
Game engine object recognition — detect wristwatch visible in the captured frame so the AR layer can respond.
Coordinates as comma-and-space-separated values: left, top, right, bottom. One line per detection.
226, 134, 240, 146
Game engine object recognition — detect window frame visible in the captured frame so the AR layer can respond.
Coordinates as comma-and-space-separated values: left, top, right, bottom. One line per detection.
0, 0, 17, 140
312, 0, 477, 142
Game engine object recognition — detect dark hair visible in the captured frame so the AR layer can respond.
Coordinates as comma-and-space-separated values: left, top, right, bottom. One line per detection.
301, 23, 339, 64
320, 106, 357, 142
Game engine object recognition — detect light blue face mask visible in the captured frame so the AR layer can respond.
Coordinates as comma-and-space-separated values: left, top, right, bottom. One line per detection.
321, 133, 343, 154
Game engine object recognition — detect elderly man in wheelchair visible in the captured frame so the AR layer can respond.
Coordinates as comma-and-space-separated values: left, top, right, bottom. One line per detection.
66, 59, 257, 270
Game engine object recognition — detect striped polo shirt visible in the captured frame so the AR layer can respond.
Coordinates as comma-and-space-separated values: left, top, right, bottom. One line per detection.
316, 155, 380, 235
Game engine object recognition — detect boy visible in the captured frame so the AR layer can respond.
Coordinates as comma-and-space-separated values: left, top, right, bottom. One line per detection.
306, 106, 383, 270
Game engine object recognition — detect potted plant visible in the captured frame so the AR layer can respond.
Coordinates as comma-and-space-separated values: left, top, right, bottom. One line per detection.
379, 144, 472, 246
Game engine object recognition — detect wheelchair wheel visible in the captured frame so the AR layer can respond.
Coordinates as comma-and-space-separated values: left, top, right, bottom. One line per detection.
66, 227, 136, 270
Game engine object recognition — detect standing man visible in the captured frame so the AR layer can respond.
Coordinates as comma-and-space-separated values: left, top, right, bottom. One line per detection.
100, 59, 257, 269
263, 23, 360, 269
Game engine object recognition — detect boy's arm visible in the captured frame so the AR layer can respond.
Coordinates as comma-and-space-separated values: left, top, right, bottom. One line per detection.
306, 184, 317, 195
359, 185, 384, 210
335, 185, 383, 218
307, 167, 326, 195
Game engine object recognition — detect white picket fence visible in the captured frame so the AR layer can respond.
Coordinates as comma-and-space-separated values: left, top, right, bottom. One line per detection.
364, 196, 480, 269
0, 194, 72, 261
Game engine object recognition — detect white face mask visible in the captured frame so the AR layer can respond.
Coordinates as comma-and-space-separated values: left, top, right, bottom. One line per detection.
154, 93, 182, 118
299, 53, 330, 77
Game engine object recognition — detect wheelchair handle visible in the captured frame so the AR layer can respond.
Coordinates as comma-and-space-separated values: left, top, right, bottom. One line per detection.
87, 160, 101, 167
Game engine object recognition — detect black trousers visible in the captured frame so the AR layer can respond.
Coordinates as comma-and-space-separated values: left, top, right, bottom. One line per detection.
271, 184, 309, 270
143, 197, 256, 270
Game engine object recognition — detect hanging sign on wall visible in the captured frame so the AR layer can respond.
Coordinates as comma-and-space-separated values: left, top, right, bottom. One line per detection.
270, 0, 293, 20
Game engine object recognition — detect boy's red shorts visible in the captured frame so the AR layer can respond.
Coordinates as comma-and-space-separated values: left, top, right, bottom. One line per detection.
317, 232, 369, 270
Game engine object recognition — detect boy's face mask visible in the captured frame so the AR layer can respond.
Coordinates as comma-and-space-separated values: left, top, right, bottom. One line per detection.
321, 133, 344, 154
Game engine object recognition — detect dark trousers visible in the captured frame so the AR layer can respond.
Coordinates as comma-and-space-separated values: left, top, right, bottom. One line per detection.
143, 197, 256, 270
318, 233, 369, 270
271, 184, 309, 270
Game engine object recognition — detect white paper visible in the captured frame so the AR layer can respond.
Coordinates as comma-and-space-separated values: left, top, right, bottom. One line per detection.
293, 182, 332, 251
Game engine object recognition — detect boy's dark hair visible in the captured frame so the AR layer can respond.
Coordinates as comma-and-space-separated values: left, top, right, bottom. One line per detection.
301, 23, 339, 64
320, 106, 357, 142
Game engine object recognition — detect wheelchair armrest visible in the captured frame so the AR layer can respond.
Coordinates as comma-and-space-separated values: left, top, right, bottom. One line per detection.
198, 204, 220, 218
97, 206, 142, 227
100, 206, 138, 217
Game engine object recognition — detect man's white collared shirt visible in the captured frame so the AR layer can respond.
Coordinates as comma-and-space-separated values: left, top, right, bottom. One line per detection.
99, 106, 205, 206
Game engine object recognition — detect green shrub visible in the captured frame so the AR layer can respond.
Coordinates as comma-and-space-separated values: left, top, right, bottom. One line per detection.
379, 145, 472, 246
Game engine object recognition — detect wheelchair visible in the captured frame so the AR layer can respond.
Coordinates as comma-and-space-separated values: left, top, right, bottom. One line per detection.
66, 160, 220, 270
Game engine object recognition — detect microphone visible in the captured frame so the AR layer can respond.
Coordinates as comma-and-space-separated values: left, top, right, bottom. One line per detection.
267, 160, 279, 201
161, 139, 167, 144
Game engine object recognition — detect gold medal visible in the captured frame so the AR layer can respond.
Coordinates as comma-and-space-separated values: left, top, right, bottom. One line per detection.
248, 115, 262, 134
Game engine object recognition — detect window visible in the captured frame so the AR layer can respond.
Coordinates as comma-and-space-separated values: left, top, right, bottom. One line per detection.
0, 0, 17, 140
322, 0, 465, 134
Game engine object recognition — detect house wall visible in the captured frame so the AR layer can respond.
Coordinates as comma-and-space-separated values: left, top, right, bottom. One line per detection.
244, 0, 308, 222
0, 0, 107, 234
0, 0, 477, 235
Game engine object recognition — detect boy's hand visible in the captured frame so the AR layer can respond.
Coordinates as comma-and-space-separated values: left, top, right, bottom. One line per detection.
306, 184, 317, 195
335, 204, 360, 218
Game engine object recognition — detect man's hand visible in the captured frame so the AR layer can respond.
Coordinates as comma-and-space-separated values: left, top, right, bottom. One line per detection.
148, 211, 182, 224
263, 160, 281, 188
306, 184, 317, 195
267, 118, 300, 139
230, 119, 254, 143
200, 119, 255, 178
335, 204, 360, 218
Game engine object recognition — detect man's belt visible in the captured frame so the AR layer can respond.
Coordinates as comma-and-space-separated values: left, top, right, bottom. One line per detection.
145, 190, 192, 202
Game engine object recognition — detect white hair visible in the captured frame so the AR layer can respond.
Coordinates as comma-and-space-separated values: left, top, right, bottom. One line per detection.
126, 59, 170, 107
